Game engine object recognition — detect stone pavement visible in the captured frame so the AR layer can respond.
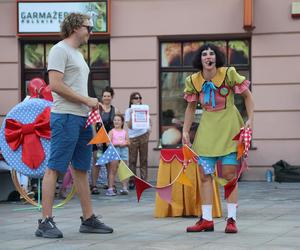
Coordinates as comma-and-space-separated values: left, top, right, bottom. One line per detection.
0, 182, 300, 250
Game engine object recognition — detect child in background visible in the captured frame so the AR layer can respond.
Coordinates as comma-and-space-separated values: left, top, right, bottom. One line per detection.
59, 166, 73, 199
106, 114, 130, 196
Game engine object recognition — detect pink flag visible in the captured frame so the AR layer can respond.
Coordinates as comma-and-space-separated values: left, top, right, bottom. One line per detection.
156, 185, 172, 204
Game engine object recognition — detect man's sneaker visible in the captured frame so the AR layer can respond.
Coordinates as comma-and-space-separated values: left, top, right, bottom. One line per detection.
105, 189, 116, 196
225, 218, 238, 233
119, 189, 129, 195
35, 217, 63, 238
79, 214, 113, 234
186, 217, 214, 232
128, 181, 135, 190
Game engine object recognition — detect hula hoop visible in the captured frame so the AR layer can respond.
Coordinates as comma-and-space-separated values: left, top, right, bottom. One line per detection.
11, 169, 76, 208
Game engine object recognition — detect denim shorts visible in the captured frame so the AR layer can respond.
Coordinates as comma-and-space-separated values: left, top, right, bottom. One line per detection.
198, 152, 239, 175
48, 113, 92, 173
114, 146, 128, 161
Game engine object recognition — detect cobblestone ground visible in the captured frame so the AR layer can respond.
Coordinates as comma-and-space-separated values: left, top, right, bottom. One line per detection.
0, 182, 300, 250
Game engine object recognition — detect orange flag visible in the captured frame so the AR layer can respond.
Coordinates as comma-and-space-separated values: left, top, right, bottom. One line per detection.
237, 142, 244, 160
176, 172, 193, 187
88, 126, 110, 145
183, 144, 197, 161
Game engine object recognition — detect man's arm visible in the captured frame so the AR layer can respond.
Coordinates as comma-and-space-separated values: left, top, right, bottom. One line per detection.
49, 70, 99, 109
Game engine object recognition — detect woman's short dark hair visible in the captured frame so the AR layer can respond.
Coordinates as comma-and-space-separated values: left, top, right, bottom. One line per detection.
192, 43, 225, 70
129, 92, 142, 107
102, 86, 114, 98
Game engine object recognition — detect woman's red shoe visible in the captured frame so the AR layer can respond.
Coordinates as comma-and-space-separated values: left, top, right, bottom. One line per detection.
225, 218, 238, 233
186, 217, 214, 232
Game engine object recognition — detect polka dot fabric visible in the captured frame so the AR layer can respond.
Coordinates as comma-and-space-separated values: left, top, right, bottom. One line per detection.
0, 99, 52, 178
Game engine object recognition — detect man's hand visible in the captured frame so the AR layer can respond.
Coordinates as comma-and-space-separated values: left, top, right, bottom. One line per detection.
85, 97, 99, 109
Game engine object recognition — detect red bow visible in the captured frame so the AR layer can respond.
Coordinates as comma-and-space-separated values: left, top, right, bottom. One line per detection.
5, 107, 51, 169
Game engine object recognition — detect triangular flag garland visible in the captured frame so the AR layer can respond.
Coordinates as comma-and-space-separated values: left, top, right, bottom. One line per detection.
86, 109, 197, 203
86, 108, 251, 203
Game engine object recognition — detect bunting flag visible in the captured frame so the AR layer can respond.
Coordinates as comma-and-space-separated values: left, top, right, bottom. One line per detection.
182, 144, 197, 161
156, 185, 172, 204
117, 160, 134, 181
85, 109, 102, 128
96, 144, 120, 165
176, 171, 193, 187
135, 177, 153, 202
88, 126, 110, 145
239, 158, 248, 174
242, 128, 252, 157
224, 177, 238, 199
93, 130, 200, 202
224, 156, 249, 199
223, 127, 252, 199
233, 127, 252, 159
237, 142, 245, 160
212, 174, 228, 186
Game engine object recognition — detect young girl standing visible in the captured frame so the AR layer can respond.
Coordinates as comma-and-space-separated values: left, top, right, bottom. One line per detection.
106, 114, 130, 196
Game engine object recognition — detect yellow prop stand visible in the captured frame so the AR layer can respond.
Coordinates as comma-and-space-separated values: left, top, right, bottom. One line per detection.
155, 158, 222, 218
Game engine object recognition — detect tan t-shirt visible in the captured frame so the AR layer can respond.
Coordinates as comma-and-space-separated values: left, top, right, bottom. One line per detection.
47, 40, 90, 117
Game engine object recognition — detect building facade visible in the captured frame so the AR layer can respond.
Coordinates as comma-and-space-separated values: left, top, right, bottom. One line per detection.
1, 0, 300, 180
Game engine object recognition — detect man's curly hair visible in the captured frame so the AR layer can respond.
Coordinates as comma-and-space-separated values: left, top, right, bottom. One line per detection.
61, 13, 90, 39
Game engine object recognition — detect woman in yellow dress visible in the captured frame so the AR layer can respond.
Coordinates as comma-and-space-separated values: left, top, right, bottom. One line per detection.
183, 43, 254, 233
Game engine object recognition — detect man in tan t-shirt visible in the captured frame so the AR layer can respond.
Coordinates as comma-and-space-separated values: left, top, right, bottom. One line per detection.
35, 13, 113, 239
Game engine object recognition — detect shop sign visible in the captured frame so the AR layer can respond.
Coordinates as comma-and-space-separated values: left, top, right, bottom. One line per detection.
17, 1, 109, 35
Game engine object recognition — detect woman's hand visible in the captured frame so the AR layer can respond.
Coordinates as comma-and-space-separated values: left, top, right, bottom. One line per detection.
244, 118, 253, 129
182, 131, 191, 147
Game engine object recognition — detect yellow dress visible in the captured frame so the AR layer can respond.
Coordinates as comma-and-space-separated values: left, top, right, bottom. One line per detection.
184, 67, 249, 157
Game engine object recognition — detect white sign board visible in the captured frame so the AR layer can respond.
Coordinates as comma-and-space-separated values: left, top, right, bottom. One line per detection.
17, 1, 108, 35
131, 105, 150, 130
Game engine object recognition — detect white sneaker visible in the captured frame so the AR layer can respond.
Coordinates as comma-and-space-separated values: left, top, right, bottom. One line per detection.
105, 189, 116, 196
119, 189, 129, 195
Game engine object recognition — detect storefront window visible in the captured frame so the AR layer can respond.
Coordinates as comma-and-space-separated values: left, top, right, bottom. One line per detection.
21, 40, 110, 99
159, 39, 251, 147
228, 40, 249, 65
24, 44, 44, 69
45, 44, 54, 68
161, 42, 182, 67
79, 44, 88, 62
90, 43, 109, 68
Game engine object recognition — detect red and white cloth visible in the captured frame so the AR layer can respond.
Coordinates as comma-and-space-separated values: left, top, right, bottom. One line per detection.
233, 127, 252, 158
85, 109, 102, 128
242, 127, 252, 157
